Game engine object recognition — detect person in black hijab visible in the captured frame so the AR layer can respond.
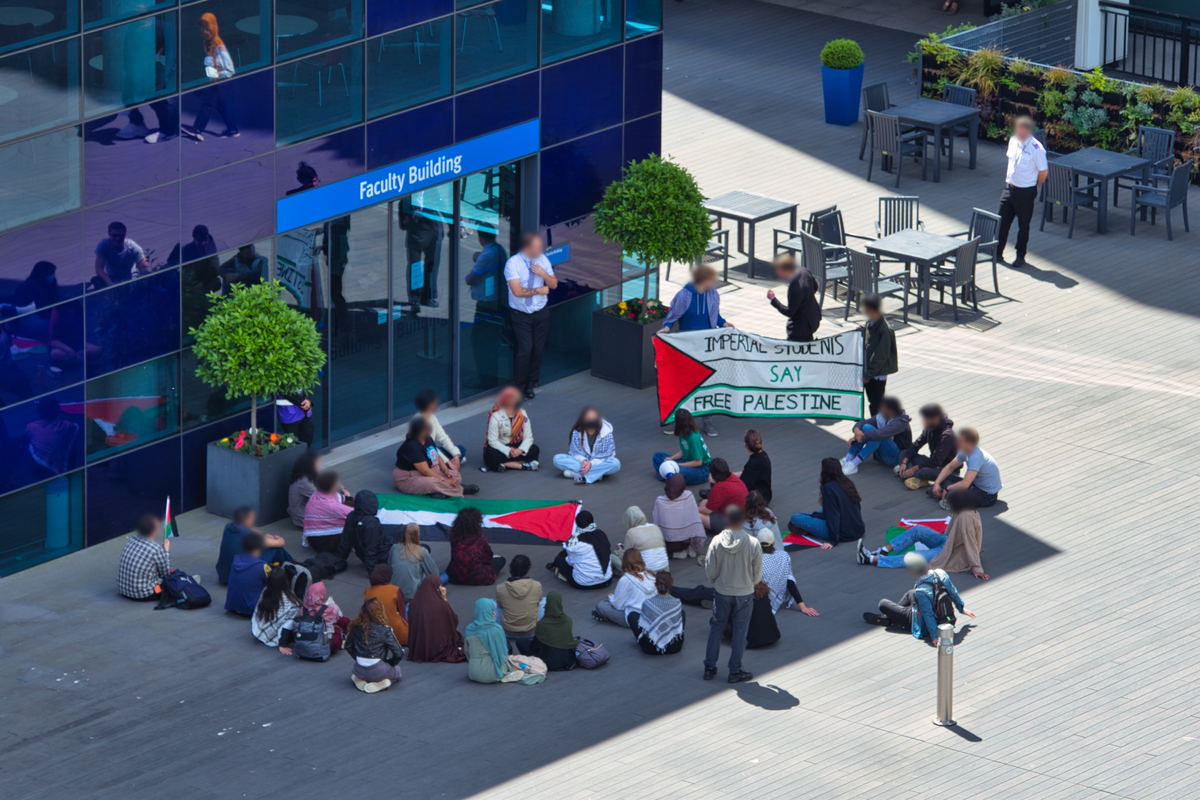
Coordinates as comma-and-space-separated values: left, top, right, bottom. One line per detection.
548, 509, 613, 589
337, 490, 391, 573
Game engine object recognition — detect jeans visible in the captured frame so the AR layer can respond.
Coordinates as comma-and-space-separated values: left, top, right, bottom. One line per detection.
846, 424, 901, 467
593, 598, 630, 627
788, 513, 829, 540
705, 591, 753, 671
652, 452, 710, 485
551, 454, 622, 484
929, 475, 998, 508
877, 525, 945, 569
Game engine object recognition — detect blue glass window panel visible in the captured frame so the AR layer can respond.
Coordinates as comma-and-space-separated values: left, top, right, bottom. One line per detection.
276, 0, 364, 60
0, 299, 86, 406
85, 429, 180, 543
275, 127, 364, 198
276, 43, 364, 146
539, 126, 622, 227
625, 0, 660, 38
623, 112, 659, 164
85, 182, 180, 273
84, 0, 174, 29
0, 212, 86, 305
368, 0, 452, 37
182, 236, 272, 345
181, 345, 254, 430
541, 0, 622, 65
182, 409, 267, 510
83, 12, 180, 117
180, 0, 273, 90
541, 213, 620, 297
540, 47, 622, 147
455, 72, 536, 142
624, 32, 661, 119
0, 39, 80, 145
0, 385, 86, 494
455, 0, 537, 92
85, 268, 181, 378
0, 127, 82, 234
0, 469, 84, 577
368, 18, 452, 120
457, 0, 490, 7
180, 70, 274, 176
182, 158, 274, 250
366, 98, 451, 167
0, 0, 79, 56
540, 290, 592, 379
84, 103, 181, 207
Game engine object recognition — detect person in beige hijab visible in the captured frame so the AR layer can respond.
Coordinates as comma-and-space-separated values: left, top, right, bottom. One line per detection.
857, 490, 989, 580
612, 506, 668, 574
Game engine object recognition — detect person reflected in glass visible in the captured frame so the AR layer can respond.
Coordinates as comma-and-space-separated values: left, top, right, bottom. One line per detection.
26, 396, 79, 479
286, 162, 321, 196
323, 216, 351, 314
464, 228, 509, 386
0, 307, 33, 406
93, 222, 151, 288
177, 225, 217, 266
184, 13, 239, 142
11, 261, 59, 315
49, 302, 99, 370
400, 193, 444, 308
220, 244, 267, 293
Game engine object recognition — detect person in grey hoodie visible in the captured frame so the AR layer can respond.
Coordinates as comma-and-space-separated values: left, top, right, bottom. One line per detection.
701, 506, 762, 684
840, 397, 911, 475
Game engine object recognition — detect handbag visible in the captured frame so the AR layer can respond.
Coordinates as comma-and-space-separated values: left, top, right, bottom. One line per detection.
574, 638, 610, 669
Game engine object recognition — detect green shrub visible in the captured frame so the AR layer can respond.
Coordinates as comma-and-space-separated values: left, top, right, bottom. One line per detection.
1136, 83, 1169, 105
821, 39, 864, 70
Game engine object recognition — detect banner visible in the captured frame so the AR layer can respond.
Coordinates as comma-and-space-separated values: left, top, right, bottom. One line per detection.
654, 328, 865, 425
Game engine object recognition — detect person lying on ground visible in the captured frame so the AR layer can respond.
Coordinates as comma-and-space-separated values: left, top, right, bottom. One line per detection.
858, 490, 989, 580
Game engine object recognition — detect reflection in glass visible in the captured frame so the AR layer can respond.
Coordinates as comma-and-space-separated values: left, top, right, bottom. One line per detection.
84, 0, 173, 29
182, 156, 275, 253
0, 126, 81, 234
181, 346, 252, 429
85, 182, 180, 283
275, 222, 328, 448
458, 165, 517, 397
623, 31, 661, 119
540, 291, 594, 384
276, 42, 364, 146
180, 0, 272, 89
275, 0, 363, 59
369, 0, 451, 37
0, 386, 85, 495
275, 127, 365, 199
367, 17, 452, 119
182, 237, 272, 345
85, 432, 179, 544
0, 299, 85, 409
0, 212, 86, 305
0, 0, 78, 56
85, 352, 180, 461
83, 11, 180, 117
542, 0, 621, 64
84, 102, 181, 207
455, 0, 537, 92
538, 126, 622, 227
180, 70, 275, 176
625, 0, 661, 38
0, 469, 84, 577
540, 47, 622, 146
0, 39, 80, 145
540, 214, 618, 300
85, 267, 181, 378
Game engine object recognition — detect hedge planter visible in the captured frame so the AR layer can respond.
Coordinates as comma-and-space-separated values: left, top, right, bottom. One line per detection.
591, 310, 659, 389
822, 64, 865, 126
206, 442, 307, 523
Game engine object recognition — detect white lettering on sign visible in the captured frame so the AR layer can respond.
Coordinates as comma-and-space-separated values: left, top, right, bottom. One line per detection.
359, 171, 406, 200
409, 154, 464, 185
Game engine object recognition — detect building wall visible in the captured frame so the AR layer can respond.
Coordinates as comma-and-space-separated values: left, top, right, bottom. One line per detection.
945, 0, 1078, 68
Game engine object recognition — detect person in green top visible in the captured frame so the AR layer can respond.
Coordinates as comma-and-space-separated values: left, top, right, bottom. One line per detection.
653, 409, 712, 485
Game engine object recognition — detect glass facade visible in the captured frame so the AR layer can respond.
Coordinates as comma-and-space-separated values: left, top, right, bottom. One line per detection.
0, 0, 662, 575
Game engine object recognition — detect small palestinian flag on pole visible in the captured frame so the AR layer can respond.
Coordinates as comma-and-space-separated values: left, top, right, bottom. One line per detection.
376, 494, 579, 546
163, 497, 179, 538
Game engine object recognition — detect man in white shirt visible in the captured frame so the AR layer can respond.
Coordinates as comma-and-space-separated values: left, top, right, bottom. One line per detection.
504, 232, 558, 400
996, 115, 1049, 269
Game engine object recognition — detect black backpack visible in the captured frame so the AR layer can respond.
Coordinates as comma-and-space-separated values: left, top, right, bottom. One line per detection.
282, 563, 313, 599
154, 570, 212, 610
292, 604, 331, 661
931, 577, 957, 627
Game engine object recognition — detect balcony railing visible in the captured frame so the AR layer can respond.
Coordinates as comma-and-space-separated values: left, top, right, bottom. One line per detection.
1099, 0, 1200, 87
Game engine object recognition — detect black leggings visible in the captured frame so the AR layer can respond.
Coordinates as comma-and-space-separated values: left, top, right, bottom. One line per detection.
484, 443, 540, 471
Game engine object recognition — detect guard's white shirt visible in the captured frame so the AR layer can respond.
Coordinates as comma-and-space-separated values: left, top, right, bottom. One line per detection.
1005, 135, 1048, 188
504, 252, 555, 314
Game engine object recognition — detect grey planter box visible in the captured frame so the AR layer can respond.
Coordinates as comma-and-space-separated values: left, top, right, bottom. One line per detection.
590, 310, 658, 389
206, 441, 307, 523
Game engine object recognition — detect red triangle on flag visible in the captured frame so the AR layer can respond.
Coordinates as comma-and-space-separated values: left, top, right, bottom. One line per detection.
654, 336, 716, 425
490, 503, 579, 542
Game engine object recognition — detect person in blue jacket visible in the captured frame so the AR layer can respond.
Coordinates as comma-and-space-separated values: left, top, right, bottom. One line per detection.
864, 552, 976, 640
658, 264, 732, 436
216, 506, 292, 585
788, 457, 865, 547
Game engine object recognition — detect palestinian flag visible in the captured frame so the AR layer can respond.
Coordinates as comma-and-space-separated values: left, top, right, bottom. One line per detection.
376, 494, 579, 546
163, 497, 179, 538
884, 517, 949, 554
782, 528, 826, 549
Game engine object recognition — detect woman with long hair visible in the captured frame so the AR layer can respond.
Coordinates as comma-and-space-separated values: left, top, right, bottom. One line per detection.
303, 470, 353, 552
446, 507, 505, 585
388, 523, 445, 603
651, 409, 711, 485
551, 405, 619, 485
287, 450, 322, 528
735, 429, 772, 503
184, 12, 238, 142
532, 591, 576, 670
630, 571, 685, 655
252, 567, 301, 649
407, 574, 466, 663
743, 490, 780, 548
756, 529, 819, 616
859, 489, 988, 579
483, 386, 540, 472
345, 598, 406, 693
548, 508, 612, 589
654, 473, 706, 562
788, 457, 865, 548
393, 416, 477, 497
592, 547, 657, 627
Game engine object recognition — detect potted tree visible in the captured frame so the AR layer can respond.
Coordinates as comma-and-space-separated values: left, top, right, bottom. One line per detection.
821, 38, 865, 126
192, 280, 326, 522
592, 154, 711, 389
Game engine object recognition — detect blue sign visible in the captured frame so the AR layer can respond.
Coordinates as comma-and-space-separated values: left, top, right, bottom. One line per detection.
276, 119, 540, 233
545, 242, 570, 266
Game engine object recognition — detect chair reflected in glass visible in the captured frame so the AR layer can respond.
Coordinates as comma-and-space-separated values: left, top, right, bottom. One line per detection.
459, 3, 501, 53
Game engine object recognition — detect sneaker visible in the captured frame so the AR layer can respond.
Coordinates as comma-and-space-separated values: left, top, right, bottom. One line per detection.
301, 537, 309, 548
842, 459, 859, 475
856, 539, 866, 565
429, 492, 449, 500
143, 131, 177, 143
905, 477, 931, 490
221, 129, 240, 138
863, 612, 890, 626
479, 466, 488, 473
362, 679, 392, 693
893, 464, 904, 476
938, 497, 950, 511
562, 469, 576, 479
703, 666, 717, 681
671, 550, 690, 560
115, 120, 151, 140
591, 610, 607, 623
524, 460, 539, 471
727, 670, 754, 684
686, 546, 697, 558
462, 484, 480, 495
699, 418, 718, 436
699, 489, 710, 500
663, 427, 676, 435
496, 464, 507, 473
573, 474, 586, 485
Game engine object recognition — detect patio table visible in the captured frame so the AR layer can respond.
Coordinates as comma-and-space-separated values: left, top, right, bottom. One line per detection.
886, 98, 980, 183
704, 191, 798, 280
1051, 147, 1150, 234
866, 229, 962, 320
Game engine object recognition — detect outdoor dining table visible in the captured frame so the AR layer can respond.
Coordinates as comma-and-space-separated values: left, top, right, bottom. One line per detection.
1050, 147, 1150, 234
703, 190, 798, 280
866, 229, 962, 320
887, 97, 980, 183
237, 14, 318, 55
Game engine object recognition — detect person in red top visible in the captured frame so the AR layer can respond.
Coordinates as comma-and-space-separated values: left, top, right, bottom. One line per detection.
446, 507, 507, 585
699, 458, 748, 532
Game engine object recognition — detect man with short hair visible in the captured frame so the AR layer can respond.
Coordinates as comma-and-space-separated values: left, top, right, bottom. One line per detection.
495, 554, 543, 654
897, 404, 957, 489
698, 458, 747, 532
505, 232, 558, 400
216, 506, 292, 585
860, 294, 896, 417
117, 514, 171, 600
841, 396, 911, 475
929, 427, 1002, 509
863, 552, 975, 641
703, 506, 762, 683
225, 532, 270, 615
996, 115, 1049, 269
94, 222, 151, 287
766, 254, 821, 343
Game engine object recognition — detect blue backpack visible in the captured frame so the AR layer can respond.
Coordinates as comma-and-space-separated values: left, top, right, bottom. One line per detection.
155, 570, 212, 610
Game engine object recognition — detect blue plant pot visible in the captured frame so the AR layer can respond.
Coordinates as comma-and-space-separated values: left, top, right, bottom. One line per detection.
822, 64, 865, 126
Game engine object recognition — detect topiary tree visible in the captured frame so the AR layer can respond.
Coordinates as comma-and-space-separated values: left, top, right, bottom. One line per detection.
593, 154, 711, 306
191, 280, 326, 448
820, 39, 864, 70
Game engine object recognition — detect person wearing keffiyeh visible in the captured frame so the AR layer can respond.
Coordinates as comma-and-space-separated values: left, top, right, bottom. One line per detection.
548, 509, 613, 589
629, 572, 685, 655
483, 386, 540, 473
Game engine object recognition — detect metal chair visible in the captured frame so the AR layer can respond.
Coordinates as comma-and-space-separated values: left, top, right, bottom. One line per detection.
940, 85, 976, 168
815, 209, 872, 277
1114, 126, 1176, 207
670, 215, 730, 282
845, 249, 908, 323
866, 111, 928, 188
929, 237, 980, 321
949, 208, 1001, 294
1130, 160, 1192, 241
1040, 163, 1100, 239
773, 205, 836, 262
875, 196, 925, 237
859, 82, 894, 161
798, 230, 849, 306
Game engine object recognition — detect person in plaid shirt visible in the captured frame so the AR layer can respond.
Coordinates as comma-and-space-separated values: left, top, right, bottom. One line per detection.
117, 515, 170, 600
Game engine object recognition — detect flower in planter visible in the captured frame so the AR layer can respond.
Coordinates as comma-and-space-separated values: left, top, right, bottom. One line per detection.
270, 433, 280, 444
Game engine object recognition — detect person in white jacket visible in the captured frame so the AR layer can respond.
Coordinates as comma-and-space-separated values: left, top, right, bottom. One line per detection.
592, 548, 657, 627
483, 386, 539, 472
415, 387, 464, 468
552, 406, 620, 485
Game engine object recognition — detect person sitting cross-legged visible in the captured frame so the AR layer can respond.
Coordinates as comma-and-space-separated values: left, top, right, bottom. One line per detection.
548, 509, 613, 589
217, 506, 292, 585
858, 490, 989, 580
655, 473, 707, 563
552, 405, 620, 486
592, 547, 657, 627
652, 409, 712, 485
614, 506, 668, 574
345, 598, 406, 693
495, 554, 543, 654
117, 514, 172, 601
863, 553, 976, 642
699, 458, 747, 533
840, 396, 912, 476
928, 427, 1002, 510
225, 532, 271, 616
531, 591, 577, 671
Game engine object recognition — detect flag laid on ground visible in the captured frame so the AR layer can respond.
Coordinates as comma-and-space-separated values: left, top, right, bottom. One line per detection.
884, 518, 949, 553
163, 497, 179, 538
782, 528, 826, 549
375, 494, 579, 545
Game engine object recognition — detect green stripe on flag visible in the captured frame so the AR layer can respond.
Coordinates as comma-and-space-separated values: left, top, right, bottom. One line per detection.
376, 494, 565, 516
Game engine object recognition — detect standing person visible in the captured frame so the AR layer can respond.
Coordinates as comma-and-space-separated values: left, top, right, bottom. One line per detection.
552, 406, 620, 486
840, 396, 911, 475
996, 115, 1049, 269
463, 229, 509, 387
504, 232, 557, 400
483, 386, 540, 472
93, 222, 151, 287
116, 515, 171, 601
788, 458, 865, 548
698, 458, 747, 533
414, 388, 464, 468
864, 553, 976, 640
547, 509, 613, 589
735, 429, 772, 504
446, 507, 505, 585
185, 12, 238, 141
702, 506, 761, 683
654, 473, 707, 562
400, 192, 444, 307
276, 388, 315, 448
929, 427, 1002, 509
652, 409, 712, 485
393, 416, 477, 497
861, 294, 897, 417
659, 264, 730, 436
766, 254, 821, 342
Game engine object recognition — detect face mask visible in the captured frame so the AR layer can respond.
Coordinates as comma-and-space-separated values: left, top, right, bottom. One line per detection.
585, 421, 599, 432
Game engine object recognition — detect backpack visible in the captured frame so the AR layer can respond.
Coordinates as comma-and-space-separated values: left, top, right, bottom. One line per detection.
931, 578, 957, 627
155, 570, 212, 610
283, 563, 313, 598
292, 604, 331, 661
574, 638, 610, 669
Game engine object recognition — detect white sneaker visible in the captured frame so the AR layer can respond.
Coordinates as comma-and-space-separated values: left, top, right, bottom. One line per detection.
562, 469, 576, 479
192, 575, 202, 584
842, 459, 858, 475
301, 537, 309, 548
363, 678, 392, 693
893, 464, 903, 476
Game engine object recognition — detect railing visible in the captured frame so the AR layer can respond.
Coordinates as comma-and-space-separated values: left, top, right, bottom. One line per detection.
1099, 0, 1200, 87
942, 1, 1077, 69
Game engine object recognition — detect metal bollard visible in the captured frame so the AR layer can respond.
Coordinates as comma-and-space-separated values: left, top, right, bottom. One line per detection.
933, 623, 956, 726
